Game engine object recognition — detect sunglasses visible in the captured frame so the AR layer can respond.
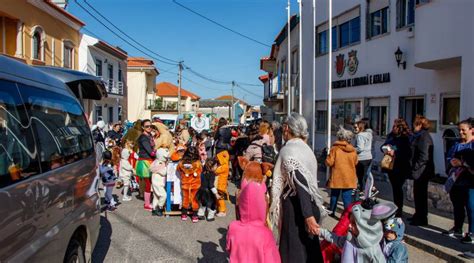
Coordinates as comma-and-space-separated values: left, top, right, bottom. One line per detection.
144, 125, 151, 128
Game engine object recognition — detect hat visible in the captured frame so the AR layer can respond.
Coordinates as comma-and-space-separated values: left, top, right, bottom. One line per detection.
102, 150, 112, 160
97, 120, 106, 130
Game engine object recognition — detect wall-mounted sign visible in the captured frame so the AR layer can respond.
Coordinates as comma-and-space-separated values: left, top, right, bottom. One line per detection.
347, 50, 359, 75
336, 54, 346, 77
332, 73, 391, 89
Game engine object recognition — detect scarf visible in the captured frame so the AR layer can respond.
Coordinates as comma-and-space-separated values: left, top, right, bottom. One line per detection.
269, 138, 326, 239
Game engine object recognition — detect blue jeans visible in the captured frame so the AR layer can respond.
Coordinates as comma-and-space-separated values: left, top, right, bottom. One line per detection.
468, 189, 474, 233
329, 189, 353, 213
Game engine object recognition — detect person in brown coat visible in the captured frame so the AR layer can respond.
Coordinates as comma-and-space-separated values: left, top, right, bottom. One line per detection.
326, 126, 358, 217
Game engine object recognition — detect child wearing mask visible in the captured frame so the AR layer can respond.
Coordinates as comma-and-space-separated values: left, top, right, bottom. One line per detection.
178, 147, 202, 223
382, 217, 408, 263
215, 150, 230, 217
119, 148, 135, 202
197, 158, 220, 221
100, 151, 118, 211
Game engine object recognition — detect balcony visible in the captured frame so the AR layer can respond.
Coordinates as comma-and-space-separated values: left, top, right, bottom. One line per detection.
105, 79, 124, 95
146, 98, 178, 111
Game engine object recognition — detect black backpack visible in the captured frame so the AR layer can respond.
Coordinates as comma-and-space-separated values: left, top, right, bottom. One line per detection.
251, 143, 277, 164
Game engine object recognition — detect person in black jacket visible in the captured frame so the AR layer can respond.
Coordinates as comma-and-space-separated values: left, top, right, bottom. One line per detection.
382, 118, 412, 218
214, 118, 231, 155
409, 115, 435, 226
107, 123, 122, 146
136, 119, 156, 210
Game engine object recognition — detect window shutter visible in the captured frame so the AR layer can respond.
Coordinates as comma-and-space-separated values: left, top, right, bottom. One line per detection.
366, 0, 372, 39
396, 0, 401, 28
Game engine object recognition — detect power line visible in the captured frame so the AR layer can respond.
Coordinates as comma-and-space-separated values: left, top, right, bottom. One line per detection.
236, 83, 263, 98
83, 0, 179, 64
73, 0, 178, 66
172, 0, 271, 48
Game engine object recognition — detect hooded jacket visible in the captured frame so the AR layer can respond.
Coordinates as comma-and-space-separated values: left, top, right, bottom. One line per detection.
355, 129, 373, 161
383, 217, 408, 263
216, 150, 230, 196
226, 181, 280, 263
178, 160, 202, 190
120, 149, 134, 179
326, 140, 358, 189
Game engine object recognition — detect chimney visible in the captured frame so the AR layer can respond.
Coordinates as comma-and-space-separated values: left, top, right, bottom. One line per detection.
50, 0, 69, 9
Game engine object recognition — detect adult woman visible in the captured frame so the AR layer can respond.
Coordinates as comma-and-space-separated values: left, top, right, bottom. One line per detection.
259, 120, 275, 146
354, 119, 373, 191
443, 118, 474, 239
326, 127, 358, 216
270, 113, 324, 263
244, 124, 265, 162
382, 118, 412, 217
410, 115, 435, 226
136, 119, 156, 211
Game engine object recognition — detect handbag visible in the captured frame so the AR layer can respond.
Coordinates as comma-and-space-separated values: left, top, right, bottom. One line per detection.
380, 154, 395, 170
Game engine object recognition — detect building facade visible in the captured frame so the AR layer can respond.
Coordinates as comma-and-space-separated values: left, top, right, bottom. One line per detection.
127, 57, 159, 121
0, 0, 84, 68
154, 82, 200, 114
79, 34, 128, 125
312, 0, 473, 175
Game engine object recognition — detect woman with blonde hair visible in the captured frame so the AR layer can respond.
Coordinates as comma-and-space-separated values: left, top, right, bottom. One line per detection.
259, 121, 275, 146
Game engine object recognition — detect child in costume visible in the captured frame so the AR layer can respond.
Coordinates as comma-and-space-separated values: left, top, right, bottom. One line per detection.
316, 174, 398, 263
382, 217, 408, 263
226, 160, 280, 263
100, 151, 118, 211
119, 148, 135, 202
215, 150, 230, 217
178, 146, 202, 223
151, 148, 170, 216
197, 158, 219, 221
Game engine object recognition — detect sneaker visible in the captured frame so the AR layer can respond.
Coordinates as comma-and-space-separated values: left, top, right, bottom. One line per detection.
442, 227, 463, 237
151, 210, 159, 216
181, 214, 188, 221
216, 212, 226, 217
192, 215, 199, 223
461, 233, 474, 244
144, 205, 152, 212
122, 195, 132, 202
198, 215, 206, 220
157, 208, 164, 217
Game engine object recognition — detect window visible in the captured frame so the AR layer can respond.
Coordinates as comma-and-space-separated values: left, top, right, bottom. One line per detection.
339, 21, 350, 48
316, 111, 328, 132
350, 17, 361, 43
118, 106, 122, 121
19, 84, 94, 172
344, 101, 362, 129
332, 26, 338, 50
108, 64, 113, 80
369, 7, 389, 38
280, 59, 287, 91
369, 106, 388, 136
94, 105, 103, 123
108, 107, 114, 123
397, 0, 415, 28
399, 97, 424, 127
317, 30, 327, 55
441, 96, 460, 125
63, 41, 74, 69
32, 28, 43, 61
0, 80, 40, 188
118, 66, 122, 82
95, 59, 102, 77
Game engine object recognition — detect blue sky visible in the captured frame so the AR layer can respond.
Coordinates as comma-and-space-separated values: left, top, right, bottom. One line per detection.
68, 0, 301, 105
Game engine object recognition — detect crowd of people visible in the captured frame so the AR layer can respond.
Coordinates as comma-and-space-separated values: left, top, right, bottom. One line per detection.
91, 112, 473, 262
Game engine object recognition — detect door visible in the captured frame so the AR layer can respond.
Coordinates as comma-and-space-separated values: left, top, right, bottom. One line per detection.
108, 107, 114, 123
399, 96, 425, 128
0, 80, 42, 261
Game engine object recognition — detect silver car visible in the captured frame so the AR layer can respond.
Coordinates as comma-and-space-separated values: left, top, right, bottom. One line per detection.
0, 55, 102, 262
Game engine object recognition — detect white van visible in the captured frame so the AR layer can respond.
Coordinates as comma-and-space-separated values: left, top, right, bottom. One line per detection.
152, 114, 179, 132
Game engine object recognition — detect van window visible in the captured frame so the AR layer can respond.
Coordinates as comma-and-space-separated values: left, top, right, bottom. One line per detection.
18, 84, 94, 172
0, 80, 41, 188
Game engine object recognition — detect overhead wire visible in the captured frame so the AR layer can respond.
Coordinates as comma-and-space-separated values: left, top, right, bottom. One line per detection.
83, 0, 180, 64
73, 0, 178, 66
172, 0, 271, 48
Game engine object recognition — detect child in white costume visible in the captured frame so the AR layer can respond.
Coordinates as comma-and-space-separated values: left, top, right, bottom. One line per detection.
151, 148, 170, 216
119, 148, 135, 202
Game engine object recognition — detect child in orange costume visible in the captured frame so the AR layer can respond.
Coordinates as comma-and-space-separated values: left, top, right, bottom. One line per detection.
215, 150, 230, 217
178, 146, 202, 223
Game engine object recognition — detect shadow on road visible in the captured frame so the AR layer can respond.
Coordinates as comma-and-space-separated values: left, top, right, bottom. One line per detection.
197, 227, 228, 263
91, 216, 112, 262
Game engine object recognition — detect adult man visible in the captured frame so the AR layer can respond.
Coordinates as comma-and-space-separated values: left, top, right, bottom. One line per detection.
107, 123, 123, 146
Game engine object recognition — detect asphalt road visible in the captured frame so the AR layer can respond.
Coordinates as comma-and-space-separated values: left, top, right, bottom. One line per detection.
92, 182, 447, 263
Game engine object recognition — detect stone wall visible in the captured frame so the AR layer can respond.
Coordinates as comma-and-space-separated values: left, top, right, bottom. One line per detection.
405, 179, 453, 213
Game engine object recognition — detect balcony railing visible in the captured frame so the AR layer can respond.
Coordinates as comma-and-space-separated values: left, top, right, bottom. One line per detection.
146, 99, 178, 111
105, 79, 124, 95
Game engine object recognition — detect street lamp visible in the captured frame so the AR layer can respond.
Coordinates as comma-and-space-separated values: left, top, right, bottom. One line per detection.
394, 47, 406, 69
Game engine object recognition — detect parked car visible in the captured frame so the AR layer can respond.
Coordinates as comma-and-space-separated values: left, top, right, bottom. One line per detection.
0, 55, 101, 262
152, 113, 179, 132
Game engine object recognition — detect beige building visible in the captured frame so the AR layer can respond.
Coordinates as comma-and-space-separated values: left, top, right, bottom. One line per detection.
0, 0, 84, 69
127, 57, 159, 121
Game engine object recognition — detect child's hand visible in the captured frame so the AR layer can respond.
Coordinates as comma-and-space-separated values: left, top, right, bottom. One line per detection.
305, 216, 319, 236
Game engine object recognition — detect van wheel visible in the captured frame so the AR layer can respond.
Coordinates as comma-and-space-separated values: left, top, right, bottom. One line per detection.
64, 239, 85, 263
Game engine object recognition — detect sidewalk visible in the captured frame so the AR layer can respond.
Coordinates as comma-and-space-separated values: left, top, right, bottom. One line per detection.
318, 171, 473, 262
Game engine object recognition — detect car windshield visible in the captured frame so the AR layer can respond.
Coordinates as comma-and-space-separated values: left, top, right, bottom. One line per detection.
162, 119, 175, 129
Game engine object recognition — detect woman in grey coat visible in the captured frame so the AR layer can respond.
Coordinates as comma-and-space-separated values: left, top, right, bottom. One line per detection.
354, 119, 373, 191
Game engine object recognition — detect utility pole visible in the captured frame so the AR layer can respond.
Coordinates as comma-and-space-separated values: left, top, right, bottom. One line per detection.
178, 61, 183, 116
287, 0, 291, 116
231, 81, 235, 124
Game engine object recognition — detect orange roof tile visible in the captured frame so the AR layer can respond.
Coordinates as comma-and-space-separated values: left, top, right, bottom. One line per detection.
215, 95, 248, 105
258, 74, 269, 83
156, 82, 200, 100
127, 57, 155, 67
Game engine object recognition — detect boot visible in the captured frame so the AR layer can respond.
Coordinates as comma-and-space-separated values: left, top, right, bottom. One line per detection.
144, 192, 152, 211
122, 186, 132, 201
207, 209, 216, 222
197, 206, 206, 220
157, 207, 164, 217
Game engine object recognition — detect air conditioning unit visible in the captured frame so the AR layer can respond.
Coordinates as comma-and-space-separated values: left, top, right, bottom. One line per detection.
407, 26, 415, 38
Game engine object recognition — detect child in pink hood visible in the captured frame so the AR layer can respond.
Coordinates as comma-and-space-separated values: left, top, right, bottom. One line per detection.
226, 173, 280, 263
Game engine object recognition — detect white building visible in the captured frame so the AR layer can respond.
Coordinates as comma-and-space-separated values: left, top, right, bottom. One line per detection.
314, 0, 474, 176
79, 34, 128, 125
127, 57, 159, 121
155, 82, 200, 114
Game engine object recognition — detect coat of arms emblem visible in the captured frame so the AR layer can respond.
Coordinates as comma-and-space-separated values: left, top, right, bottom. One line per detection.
335, 54, 345, 77
347, 50, 359, 75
